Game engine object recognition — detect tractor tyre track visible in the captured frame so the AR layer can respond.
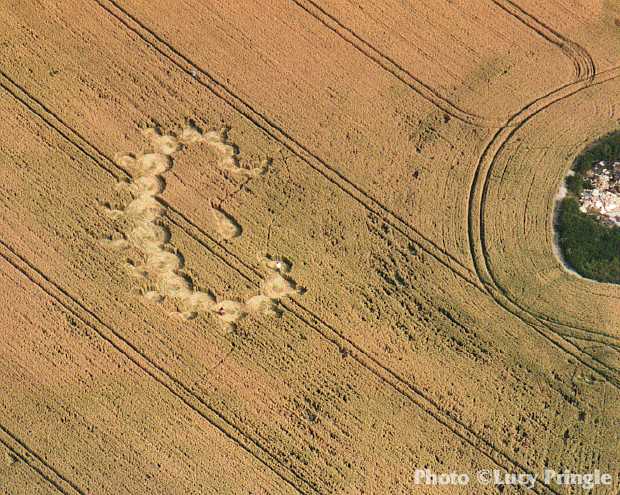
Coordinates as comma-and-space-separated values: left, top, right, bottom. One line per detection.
0, 424, 85, 495
0, 242, 316, 495
0, 73, 561, 495
468, 66, 620, 389
288, 0, 504, 128
1, 223, 561, 495
491, 0, 596, 81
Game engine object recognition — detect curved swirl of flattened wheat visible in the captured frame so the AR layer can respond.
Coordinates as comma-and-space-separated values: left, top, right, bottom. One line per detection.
100, 121, 303, 328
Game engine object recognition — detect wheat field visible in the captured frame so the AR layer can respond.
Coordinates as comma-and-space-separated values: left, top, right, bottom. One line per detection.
0, 1, 619, 494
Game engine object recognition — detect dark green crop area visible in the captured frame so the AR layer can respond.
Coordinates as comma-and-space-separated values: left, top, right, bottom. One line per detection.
556, 130, 620, 284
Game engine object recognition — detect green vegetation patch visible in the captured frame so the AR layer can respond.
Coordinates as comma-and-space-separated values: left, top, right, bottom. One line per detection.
557, 198, 620, 283
556, 130, 620, 284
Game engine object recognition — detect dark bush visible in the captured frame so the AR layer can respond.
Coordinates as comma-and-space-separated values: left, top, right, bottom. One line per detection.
557, 198, 620, 283
556, 130, 620, 283
565, 175, 584, 196
572, 130, 620, 175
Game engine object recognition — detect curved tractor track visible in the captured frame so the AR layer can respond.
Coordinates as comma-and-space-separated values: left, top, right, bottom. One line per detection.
468, 66, 620, 390
0, 74, 564, 495
491, 0, 596, 82
291, 0, 595, 128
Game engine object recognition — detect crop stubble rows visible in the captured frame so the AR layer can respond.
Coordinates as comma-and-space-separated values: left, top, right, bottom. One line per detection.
0, 62, 560, 495
1, 0, 619, 493
93, 0, 619, 384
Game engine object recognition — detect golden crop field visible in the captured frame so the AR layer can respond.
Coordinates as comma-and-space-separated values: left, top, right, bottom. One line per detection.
0, 1, 619, 494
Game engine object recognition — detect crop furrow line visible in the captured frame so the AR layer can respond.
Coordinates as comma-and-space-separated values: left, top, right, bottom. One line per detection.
288, 0, 503, 128
91, 0, 484, 294
0, 424, 85, 495
545, 321, 620, 349
476, 72, 620, 374
0, 241, 316, 495
282, 0, 610, 352
491, 0, 595, 81
558, 333, 620, 355
518, 304, 620, 342
89, 0, 618, 375
2, 69, 556, 495
468, 67, 620, 390
158, 199, 561, 495
2, 2, 614, 491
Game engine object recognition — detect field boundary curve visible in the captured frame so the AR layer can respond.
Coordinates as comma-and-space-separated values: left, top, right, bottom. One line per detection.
491, 0, 596, 81
468, 66, 620, 387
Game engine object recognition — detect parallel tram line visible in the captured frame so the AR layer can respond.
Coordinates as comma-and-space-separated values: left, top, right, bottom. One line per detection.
0, 152, 560, 495
1, 3, 613, 491
86, 2, 620, 490
2, 58, 559, 495
87, 1, 620, 382
290, 0, 594, 126
288, 0, 503, 128
0, 424, 85, 495
288, 0, 620, 358
0, 241, 316, 495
